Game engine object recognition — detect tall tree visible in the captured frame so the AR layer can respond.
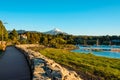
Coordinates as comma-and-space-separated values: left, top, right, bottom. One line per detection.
0, 20, 8, 41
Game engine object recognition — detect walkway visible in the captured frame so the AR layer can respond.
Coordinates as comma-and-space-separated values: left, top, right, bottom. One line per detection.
0, 46, 31, 80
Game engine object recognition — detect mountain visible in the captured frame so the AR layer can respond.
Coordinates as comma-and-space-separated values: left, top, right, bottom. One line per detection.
8, 30, 40, 34
44, 28, 67, 35
8, 28, 67, 35
16, 30, 26, 34
8, 30, 26, 34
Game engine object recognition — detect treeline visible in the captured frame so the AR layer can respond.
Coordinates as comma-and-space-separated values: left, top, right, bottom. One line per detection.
14, 31, 120, 46
74, 35, 120, 45
1, 20, 120, 47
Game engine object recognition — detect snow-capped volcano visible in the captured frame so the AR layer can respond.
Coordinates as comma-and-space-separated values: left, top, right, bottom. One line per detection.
44, 28, 67, 35
53, 28, 62, 32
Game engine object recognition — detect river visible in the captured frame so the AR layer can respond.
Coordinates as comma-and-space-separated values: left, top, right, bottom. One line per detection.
72, 45, 120, 59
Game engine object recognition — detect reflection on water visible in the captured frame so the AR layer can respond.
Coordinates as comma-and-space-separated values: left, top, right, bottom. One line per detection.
72, 45, 120, 59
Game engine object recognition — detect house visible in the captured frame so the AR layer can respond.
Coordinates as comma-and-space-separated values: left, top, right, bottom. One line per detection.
19, 34, 27, 40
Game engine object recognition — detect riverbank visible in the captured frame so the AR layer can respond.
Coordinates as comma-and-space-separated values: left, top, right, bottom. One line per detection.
28, 45, 120, 80
41, 48, 120, 80
77, 45, 120, 52
72, 46, 120, 58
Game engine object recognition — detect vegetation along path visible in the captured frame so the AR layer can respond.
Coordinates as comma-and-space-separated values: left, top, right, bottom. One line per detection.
0, 46, 31, 80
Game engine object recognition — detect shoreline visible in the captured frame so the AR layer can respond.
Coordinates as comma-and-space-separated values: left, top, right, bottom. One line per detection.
75, 45, 120, 52
72, 50, 120, 59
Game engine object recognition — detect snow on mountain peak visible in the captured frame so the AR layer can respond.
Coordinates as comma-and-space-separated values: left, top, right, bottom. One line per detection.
53, 28, 62, 32
44, 28, 67, 35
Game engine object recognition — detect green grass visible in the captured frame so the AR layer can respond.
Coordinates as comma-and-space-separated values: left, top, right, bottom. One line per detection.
38, 48, 120, 80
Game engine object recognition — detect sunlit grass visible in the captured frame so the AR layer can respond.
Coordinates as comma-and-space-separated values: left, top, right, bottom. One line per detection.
39, 48, 120, 80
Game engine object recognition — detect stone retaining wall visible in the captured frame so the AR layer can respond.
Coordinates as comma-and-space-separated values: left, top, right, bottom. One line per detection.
15, 44, 82, 80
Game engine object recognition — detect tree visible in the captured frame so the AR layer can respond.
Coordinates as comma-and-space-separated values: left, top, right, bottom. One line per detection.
49, 38, 66, 48
0, 20, 8, 41
9, 29, 18, 41
40, 36, 48, 45
25, 32, 30, 43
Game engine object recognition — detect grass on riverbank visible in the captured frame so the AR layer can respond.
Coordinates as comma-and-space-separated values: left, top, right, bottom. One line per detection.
37, 48, 120, 80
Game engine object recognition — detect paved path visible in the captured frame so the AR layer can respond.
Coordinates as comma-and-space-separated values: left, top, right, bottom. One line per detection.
0, 46, 31, 80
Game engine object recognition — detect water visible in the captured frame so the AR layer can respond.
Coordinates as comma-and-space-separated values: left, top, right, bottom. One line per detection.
72, 45, 120, 59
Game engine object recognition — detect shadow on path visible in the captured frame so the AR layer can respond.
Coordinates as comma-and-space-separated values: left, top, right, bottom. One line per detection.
0, 46, 31, 80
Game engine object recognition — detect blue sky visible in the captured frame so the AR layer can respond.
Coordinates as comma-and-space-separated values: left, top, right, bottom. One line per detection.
0, 0, 120, 35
